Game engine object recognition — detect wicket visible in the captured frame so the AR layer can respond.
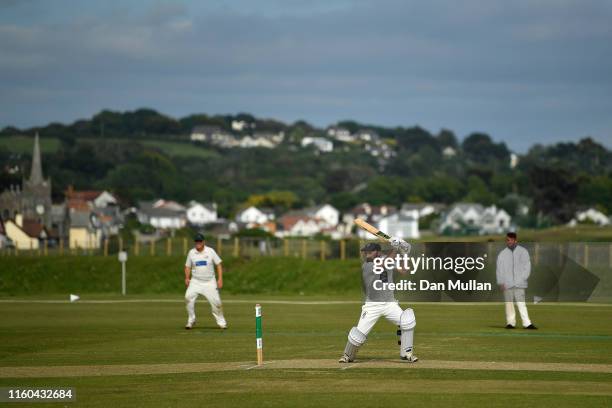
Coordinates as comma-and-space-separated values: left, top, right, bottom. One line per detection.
255, 304, 263, 365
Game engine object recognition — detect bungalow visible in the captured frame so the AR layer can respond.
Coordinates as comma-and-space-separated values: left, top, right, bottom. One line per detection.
137, 200, 186, 230
235, 206, 275, 225
278, 214, 325, 237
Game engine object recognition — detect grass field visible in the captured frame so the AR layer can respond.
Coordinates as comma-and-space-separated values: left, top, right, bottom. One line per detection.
0, 135, 60, 154
139, 140, 220, 159
0, 135, 220, 159
0, 295, 611, 407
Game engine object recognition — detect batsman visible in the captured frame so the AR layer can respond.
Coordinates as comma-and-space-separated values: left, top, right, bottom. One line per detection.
339, 237, 418, 363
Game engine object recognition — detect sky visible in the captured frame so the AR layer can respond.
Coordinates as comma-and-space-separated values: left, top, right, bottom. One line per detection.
0, 0, 611, 152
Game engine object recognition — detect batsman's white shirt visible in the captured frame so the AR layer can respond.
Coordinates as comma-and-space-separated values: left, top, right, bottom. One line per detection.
185, 246, 222, 282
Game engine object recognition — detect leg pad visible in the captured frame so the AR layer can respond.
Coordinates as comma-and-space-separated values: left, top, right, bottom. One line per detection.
399, 309, 416, 358
400, 308, 416, 330
343, 327, 367, 361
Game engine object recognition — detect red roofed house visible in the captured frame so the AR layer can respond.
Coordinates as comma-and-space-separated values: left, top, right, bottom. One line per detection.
278, 213, 326, 237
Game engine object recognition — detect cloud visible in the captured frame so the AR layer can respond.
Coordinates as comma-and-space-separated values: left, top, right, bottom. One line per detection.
0, 0, 610, 151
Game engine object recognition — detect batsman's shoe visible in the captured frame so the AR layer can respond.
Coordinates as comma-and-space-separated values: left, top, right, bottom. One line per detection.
400, 353, 419, 363
185, 320, 196, 330
338, 354, 353, 363
505, 324, 515, 329
525, 324, 538, 330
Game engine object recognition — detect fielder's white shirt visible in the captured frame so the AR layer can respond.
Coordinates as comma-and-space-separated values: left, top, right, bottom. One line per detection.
185, 246, 222, 282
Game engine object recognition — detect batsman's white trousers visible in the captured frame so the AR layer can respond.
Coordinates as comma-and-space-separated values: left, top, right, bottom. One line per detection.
356, 301, 403, 335
503, 288, 532, 327
185, 279, 227, 327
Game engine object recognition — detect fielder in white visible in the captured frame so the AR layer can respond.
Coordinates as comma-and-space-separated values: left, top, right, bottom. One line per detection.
496, 232, 537, 330
184, 233, 227, 330
339, 239, 418, 363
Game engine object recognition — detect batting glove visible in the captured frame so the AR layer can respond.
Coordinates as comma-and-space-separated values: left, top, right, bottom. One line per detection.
390, 237, 403, 249
390, 236, 412, 254
399, 240, 412, 254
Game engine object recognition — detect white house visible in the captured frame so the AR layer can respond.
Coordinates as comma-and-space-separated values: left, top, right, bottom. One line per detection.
303, 204, 339, 227
137, 200, 186, 230
301, 137, 333, 152
278, 215, 325, 237
377, 212, 420, 240
438, 203, 511, 235
191, 125, 220, 141
239, 135, 275, 149
480, 205, 512, 234
191, 126, 236, 146
93, 191, 118, 208
235, 206, 275, 225
442, 146, 457, 158
572, 208, 610, 226
186, 201, 218, 226
354, 129, 380, 142
326, 126, 354, 142
231, 120, 252, 132
440, 203, 484, 231
510, 153, 519, 169
254, 131, 284, 145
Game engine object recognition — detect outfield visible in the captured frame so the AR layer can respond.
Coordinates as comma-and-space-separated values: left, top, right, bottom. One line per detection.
1, 295, 611, 407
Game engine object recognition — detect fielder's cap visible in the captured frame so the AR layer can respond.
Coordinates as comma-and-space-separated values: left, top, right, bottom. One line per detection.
361, 242, 381, 252
194, 233, 205, 242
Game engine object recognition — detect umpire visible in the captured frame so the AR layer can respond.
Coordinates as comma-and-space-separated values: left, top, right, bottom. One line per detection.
496, 232, 537, 329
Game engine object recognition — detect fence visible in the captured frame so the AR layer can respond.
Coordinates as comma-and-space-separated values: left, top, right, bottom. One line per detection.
2, 239, 612, 268
0, 237, 362, 261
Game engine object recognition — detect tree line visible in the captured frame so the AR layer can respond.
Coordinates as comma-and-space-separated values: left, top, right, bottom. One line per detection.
1, 109, 610, 226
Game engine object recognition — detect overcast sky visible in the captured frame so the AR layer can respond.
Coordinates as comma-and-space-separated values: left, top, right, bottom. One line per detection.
1, 0, 611, 151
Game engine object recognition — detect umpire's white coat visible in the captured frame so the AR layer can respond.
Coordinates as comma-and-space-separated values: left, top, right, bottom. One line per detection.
496, 245, 531, 289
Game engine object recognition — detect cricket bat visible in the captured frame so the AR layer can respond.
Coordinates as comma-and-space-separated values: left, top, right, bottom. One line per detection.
354, 218, 391, 241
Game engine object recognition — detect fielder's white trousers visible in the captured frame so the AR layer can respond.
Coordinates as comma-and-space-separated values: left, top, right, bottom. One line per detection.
503, 288, 531, 327
356, 301, 403, 335
185, 279, 227, 327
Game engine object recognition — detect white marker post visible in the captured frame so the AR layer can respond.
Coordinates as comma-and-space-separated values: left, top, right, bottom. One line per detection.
255, 304, 263, 365
118, 251, 128, 296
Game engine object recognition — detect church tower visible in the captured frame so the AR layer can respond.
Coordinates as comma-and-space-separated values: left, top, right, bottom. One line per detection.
21, 133, 52, 227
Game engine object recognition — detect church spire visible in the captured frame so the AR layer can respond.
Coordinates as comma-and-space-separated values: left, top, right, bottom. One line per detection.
29, 133, 44, 184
